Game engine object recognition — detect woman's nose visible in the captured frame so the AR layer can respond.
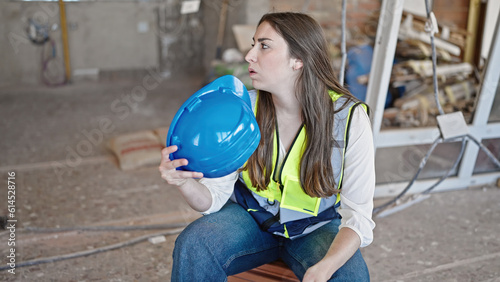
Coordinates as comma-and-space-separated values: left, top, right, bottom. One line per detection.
245, 47, 256, 63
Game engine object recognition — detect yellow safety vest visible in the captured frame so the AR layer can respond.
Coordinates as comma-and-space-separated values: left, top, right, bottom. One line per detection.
241, 90, 367, 226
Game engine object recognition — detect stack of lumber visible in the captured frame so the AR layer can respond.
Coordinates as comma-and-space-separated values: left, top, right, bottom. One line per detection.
368, 12, 478, 128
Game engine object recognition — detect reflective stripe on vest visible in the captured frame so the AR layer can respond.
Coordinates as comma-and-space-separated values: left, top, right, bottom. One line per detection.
241, 90, 366, 226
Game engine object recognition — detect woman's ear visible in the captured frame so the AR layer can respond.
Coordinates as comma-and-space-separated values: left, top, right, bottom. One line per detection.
293, 59, 303, 71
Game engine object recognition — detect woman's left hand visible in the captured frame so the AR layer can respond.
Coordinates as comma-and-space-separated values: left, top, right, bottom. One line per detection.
302, 262, 331, 282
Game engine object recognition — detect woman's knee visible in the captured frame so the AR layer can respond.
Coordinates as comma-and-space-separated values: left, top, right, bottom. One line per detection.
173, 216, 218, 258
173, 226, 196, 254
173, 202, 252, 258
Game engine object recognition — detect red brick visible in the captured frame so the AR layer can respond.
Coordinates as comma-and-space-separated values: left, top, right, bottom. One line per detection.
358, 1, 381, 11
434, 0, 469, 9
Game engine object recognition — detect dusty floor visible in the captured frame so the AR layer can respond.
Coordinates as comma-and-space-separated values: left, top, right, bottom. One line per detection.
1, 74, 500, 281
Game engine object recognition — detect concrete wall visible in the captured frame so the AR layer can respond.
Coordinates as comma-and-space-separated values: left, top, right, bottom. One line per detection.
1, 2, 46, 85
0, 1, 160, 86
0, 0, 400, 87
270, 0, 381, 31
200, 0, 247, 73
0, 0, 255, 86
68, 2, 159, 70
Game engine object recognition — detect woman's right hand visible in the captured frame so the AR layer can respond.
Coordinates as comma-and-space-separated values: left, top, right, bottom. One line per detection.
159, 146, 204, 187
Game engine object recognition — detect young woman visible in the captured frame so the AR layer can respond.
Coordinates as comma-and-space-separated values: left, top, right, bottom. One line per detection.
159, 12, 375, 281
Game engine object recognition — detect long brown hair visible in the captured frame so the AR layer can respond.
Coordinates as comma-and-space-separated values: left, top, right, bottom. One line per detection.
244, 12, 358, 198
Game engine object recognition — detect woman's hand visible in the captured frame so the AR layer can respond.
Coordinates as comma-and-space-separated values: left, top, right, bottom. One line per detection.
159, 146, 203, 187
303, 227, 362, 282
159, 146, 211, 212
303, 261, 331, 282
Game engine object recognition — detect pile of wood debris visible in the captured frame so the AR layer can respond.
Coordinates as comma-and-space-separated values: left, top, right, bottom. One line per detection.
363, 12, 480, 129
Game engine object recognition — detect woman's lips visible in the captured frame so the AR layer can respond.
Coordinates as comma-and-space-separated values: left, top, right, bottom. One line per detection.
248, 68, 257, 76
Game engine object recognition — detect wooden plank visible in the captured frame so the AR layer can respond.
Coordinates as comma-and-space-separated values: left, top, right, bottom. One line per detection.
365, 0, 405, 137
464, 0, 482, 63
228, 261, 299, 282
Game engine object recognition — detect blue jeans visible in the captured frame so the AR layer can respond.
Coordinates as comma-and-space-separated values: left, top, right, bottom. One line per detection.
171, 201, 369, 281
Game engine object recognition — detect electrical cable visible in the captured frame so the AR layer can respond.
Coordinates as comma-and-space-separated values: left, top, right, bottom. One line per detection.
373, 134, 500, 215
26, 18, 50, 45
374, 136, 467, 216
466, 134, 500, 168
373, 0, 500, 216
421, 134, 500, 195
24, 17, 67, 86
421, 137, 467, 195
373, 136, 443, 214
339, 0, 347, 86
41, 39, 66, 86
22, 222, 189, 233
424, 0, 445, 116
0, 228, 185, 272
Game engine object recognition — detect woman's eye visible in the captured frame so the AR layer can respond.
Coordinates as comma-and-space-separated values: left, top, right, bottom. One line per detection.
251, 43, 255, 47
261, 43, 269, 49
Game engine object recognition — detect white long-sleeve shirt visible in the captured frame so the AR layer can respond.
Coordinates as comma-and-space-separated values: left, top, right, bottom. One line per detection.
198, 106, 376, 247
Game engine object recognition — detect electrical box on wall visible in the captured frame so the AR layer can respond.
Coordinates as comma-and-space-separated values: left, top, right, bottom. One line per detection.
436, 112, 469, 140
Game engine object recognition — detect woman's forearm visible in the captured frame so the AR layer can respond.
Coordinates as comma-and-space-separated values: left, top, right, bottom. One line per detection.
303, 227, 361, 281
176, 179, 213, 212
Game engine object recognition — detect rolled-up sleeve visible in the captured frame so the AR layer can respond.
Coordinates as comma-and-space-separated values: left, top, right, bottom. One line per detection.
198, 172, 238, 215
338, 106, 376, 248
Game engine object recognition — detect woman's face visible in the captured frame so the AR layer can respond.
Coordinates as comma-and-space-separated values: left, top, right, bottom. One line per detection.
245, 21, 300, 94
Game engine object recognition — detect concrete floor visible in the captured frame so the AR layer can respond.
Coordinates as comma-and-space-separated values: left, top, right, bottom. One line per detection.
1, 74, 499, 281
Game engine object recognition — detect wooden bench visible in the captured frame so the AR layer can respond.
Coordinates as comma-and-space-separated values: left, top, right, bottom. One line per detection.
228, 260, 300, 282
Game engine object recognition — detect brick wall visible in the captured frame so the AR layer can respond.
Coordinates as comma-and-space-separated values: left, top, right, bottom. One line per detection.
269, 0, 382, 37
268, 0, 471, 41
433, 0, 469, 29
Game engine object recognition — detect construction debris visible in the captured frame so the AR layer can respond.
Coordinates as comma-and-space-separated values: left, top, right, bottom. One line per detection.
367, 12, 478, 129
328, 9, 477, 129
148, 235, 167, 244
209, 10, 479, 130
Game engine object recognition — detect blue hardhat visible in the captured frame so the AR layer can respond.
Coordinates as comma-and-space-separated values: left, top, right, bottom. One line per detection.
166, 75, 261, 178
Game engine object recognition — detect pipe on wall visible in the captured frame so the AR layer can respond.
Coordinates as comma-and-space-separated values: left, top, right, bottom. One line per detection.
58, 0, 71, 82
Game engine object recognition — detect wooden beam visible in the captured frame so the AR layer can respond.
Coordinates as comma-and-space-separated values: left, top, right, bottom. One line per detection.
464, 0, 481, 63
365, 0, 405, 139
58, 0, 71, 82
